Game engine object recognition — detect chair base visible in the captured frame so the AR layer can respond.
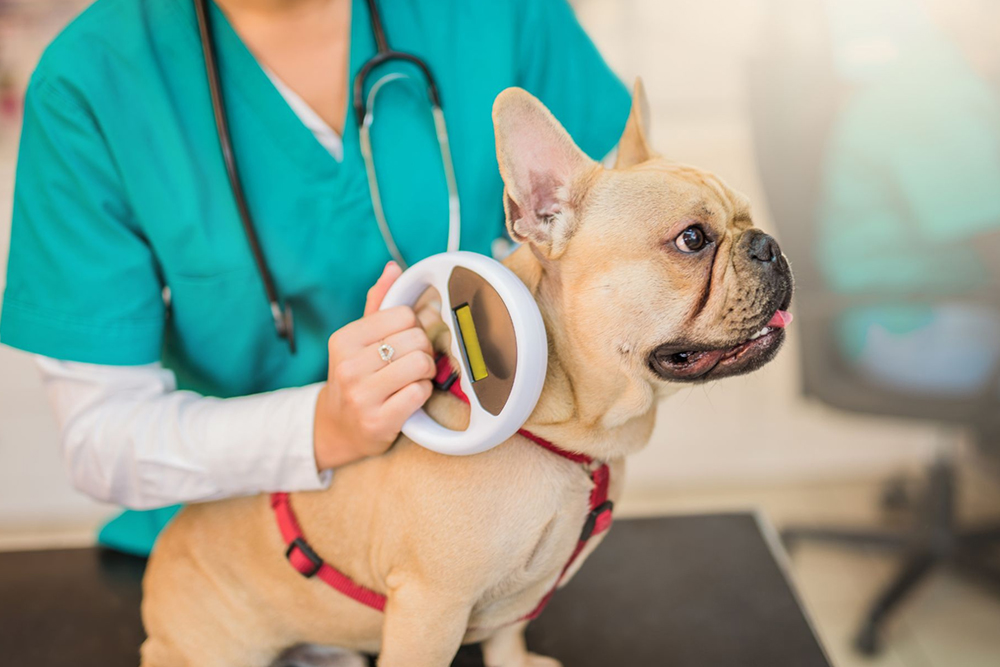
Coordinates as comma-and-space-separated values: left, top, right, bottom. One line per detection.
782, 458, 1000, 655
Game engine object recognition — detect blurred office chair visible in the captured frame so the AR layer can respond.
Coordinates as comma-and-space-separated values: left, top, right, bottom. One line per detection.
747, 0, 1000, 655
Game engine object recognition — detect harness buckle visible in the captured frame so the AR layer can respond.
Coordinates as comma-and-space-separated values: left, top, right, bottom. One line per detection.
285, 537, 323, 578
436, 370, 459, 392
580, 500, 615, 542
433, 354, 460, 392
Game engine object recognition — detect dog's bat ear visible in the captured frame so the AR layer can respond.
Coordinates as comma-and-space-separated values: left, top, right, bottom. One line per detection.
492, 88, 595, 259
615, 78, 654, 169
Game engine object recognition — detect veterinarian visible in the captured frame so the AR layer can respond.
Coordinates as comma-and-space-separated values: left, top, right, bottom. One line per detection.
0, 0, 629, 556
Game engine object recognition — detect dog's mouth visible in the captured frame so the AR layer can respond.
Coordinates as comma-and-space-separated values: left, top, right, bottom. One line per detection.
648, 308, 793, 382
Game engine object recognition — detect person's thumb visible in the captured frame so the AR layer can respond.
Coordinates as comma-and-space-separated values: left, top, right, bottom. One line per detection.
363, 261, 403, 316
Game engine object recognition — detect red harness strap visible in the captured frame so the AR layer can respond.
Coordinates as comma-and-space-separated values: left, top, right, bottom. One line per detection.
270, 356, 613, 622
271, 492, 387, 612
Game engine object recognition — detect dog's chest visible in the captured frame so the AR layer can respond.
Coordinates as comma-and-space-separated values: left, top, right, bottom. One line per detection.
465, 463, 616, 627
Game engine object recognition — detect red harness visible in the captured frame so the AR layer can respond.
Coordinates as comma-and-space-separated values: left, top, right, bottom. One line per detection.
271, 356, 613, 621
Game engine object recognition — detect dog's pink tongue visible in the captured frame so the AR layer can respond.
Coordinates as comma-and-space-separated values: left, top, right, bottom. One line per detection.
767, 310, 793, 328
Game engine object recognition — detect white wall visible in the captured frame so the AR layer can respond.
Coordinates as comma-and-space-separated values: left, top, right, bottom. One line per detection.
0, 0, 941, 542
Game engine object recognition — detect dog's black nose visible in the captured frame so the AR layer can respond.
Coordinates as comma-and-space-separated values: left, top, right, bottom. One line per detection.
748, 231, 781, 264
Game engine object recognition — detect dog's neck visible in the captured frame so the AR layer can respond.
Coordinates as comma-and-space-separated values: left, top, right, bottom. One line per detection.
503, 246, 663, 462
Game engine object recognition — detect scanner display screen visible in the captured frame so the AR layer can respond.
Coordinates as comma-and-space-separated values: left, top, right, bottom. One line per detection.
454, 304, 489, 382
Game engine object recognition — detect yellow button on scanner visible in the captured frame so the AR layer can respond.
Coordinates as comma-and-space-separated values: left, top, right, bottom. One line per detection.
454, 304, 489, 382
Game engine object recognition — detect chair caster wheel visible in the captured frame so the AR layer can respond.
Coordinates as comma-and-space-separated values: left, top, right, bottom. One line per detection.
854, 624, 880, 656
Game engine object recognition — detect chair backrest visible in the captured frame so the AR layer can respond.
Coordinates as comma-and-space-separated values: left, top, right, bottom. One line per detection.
745, 1, 999, 429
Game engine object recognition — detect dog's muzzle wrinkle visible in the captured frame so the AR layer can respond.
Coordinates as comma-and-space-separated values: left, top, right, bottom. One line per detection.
649, 230, 794, 383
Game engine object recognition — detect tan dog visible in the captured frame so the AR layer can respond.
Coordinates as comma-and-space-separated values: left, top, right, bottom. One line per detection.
140, 81, 793, 667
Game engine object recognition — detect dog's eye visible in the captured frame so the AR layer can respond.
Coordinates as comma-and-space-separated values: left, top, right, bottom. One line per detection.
675, 226, 708, 253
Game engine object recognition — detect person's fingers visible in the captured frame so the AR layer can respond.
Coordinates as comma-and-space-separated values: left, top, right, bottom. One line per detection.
362, 350, 437, 405
363, 261, 403, 317
379, 379, 434, 432
332, 305, 418, 352
349, 327, 433, 377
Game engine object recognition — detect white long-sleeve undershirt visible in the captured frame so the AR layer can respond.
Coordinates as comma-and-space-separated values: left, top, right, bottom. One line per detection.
36, 357, 331, 509
31, 70, 342, 510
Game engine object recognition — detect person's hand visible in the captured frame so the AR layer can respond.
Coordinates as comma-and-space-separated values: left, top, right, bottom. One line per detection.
313, 262, 435, 470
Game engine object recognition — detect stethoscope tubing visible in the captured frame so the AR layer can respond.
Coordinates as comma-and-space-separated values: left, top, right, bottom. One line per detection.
358, 73, 461, 271
195, 0, 296, 352
353, 0, 460, 270
196, 0, 460, 353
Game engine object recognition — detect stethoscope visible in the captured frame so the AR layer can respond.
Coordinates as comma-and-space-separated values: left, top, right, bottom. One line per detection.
194, 0, 461, 354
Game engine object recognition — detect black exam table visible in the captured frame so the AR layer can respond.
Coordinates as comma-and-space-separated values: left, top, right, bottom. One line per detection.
0, 512, 831, 667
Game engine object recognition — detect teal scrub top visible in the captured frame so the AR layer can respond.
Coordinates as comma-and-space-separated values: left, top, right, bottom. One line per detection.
817, 31, 1000, 357
0, 0, 629, 556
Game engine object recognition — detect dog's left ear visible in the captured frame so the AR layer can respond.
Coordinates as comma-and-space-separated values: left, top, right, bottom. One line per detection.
493, 88, 596, 259
615, 78, 654, 169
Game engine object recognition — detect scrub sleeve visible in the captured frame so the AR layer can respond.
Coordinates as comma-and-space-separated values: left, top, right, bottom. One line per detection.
2, 79, 165, 365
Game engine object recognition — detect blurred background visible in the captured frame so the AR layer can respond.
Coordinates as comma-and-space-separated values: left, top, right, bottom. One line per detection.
2, 0, 999, 665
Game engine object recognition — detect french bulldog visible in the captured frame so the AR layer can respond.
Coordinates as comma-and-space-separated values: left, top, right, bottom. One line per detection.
140, 80, 793, 667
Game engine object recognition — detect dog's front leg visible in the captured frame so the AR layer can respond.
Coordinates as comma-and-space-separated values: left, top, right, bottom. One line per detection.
481, 622, 562, 667
377, 583, 471, 667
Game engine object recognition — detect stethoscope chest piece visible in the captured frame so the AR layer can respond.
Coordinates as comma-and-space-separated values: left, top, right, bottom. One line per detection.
379, 252, 547, 456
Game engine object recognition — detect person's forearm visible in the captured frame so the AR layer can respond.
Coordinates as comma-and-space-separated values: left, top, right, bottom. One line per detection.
35, 357, 329, 509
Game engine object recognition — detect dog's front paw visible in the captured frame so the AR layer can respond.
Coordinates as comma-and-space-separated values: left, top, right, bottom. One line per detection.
486, 652, 562, 667
523, 654, 562, 667
271, 644, 368, 667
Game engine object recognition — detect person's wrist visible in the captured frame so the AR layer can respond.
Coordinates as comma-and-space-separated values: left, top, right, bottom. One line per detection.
313, 385, 363, 471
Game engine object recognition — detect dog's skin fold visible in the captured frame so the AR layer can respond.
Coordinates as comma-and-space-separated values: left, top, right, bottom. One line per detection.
140, 80, 793, 667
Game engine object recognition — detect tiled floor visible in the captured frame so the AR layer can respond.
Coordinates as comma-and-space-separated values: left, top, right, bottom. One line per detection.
619, 456, 1000, 667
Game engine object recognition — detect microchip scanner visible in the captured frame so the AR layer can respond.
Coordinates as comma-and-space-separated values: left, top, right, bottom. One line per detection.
380, 252, 548, 456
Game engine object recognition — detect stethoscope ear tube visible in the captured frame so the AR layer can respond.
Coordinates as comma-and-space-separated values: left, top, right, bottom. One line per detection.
432, 106, 461, 257
358, 71, 460, 270
351, 51, 442, 127
195, 0, 458, 355
353, 0, 458, 269
194, 0, 296, 353
355, 0, 442, 121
